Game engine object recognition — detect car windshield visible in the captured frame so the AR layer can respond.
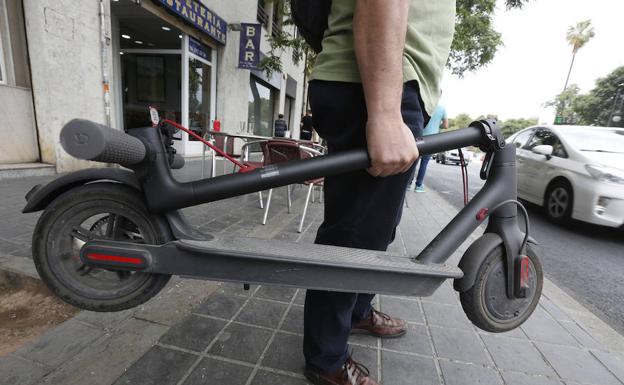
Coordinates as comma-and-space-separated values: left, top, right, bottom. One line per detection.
563, 128, 624, 153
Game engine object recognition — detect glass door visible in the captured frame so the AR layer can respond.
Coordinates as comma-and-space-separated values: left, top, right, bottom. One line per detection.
183, 36, 217, 155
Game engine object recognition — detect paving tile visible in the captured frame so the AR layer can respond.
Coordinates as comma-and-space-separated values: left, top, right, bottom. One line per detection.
0, 355, 49, 385
439, 360, 503, 385
217, 282, 258, 297
195, 292, 247, 320
348, 331, 380, 348
481, 334, 556, 376
478, 326, 527, 340
39, 318, 168, 385
235, 298, 289, 328
250, 370, 311, 385
540, 296, 573, 322
381, 351, 438, 385
536, 342, 621, 385
134, 278, 219, 326
421, 301, 472, 330
72, 309, 135, 331
14, 318, 104, 368
591, 350, 624, 383
159, 314, 227, 352
379, 296, 424, 323
521, 308, 578, 346
422, 282, 460, 306
261, 332, 305, 373
113, 346, 197, 385
381, 323, 432, 356
558, 321, 602, 350
209, 323, 273, 364
429, 326, 490, 365
500, 371, 562, 385
295, 290, 307, 307
280, 305, 304, 334
255, 285, 297, 302
351, 346, 379, 380
183, 357, 252, 385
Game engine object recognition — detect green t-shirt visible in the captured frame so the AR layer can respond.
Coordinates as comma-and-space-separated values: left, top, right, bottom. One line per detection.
310, 0, 455, 115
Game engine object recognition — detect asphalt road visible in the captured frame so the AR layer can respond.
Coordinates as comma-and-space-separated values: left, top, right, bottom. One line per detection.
420, 158, 624, 336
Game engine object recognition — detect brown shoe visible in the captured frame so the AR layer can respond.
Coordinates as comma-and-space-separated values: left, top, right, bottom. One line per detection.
305, 356, 380, 385
351, 309, 407, 338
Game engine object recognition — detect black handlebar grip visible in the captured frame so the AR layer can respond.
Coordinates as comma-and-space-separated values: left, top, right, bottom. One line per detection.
60, 119, 146, 165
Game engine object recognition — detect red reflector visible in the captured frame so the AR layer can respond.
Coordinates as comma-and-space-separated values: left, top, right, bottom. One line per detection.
520, 255, 531, 287
476, 208, 489, 221
87, 253, 143, 265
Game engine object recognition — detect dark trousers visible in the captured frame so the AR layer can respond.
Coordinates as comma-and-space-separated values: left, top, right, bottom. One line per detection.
303, 80, 427, 373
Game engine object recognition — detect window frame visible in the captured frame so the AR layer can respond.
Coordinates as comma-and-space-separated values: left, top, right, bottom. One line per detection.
524, 128, 569, 158
512, 128, 534, 149
0, 0, 8, 85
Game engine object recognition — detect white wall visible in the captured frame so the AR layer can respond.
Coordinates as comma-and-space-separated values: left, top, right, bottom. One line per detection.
24, 0, 115, 172
0, 85, 38, 163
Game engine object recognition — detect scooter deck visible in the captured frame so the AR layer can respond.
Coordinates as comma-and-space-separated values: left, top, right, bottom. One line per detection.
82, 236, 464, 297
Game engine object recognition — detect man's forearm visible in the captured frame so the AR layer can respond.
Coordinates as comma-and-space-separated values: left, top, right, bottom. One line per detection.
353, 0, 409, 118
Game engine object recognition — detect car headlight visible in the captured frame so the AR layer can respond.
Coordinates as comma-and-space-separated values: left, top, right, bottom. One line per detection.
585, 164, 624, 185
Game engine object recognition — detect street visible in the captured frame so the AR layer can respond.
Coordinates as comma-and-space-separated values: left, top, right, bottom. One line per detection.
420, 157, 624, 336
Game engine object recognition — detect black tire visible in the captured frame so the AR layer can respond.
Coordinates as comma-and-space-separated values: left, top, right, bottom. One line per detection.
544, 180, 573, 224
32, 183, 172, 312
459, 244, 543, 333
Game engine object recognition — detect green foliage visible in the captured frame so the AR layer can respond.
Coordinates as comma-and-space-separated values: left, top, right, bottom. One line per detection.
448, 113, 537, 136
261, 0, 530, 78
566, 20, 595, 54
547, 66, 624, 127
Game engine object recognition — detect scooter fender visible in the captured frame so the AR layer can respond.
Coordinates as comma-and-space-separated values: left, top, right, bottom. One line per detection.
453, 233, 504, 293
22, 168, 141, 213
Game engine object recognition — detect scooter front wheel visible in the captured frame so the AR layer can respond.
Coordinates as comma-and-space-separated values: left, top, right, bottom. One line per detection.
32, 183, 172, 312
460, 245, 543, 333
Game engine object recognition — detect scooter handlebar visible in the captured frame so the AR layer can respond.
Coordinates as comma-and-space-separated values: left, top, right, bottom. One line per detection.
60, 119, 147, 166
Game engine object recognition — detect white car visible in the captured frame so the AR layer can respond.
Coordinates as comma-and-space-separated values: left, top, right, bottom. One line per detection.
435, 148, 471, 165
507, 125, 624, 228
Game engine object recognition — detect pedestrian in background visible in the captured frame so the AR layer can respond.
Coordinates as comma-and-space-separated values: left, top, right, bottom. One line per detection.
300, 110, 314, 140
408, 102, 448, 192
274, 113, 287, 137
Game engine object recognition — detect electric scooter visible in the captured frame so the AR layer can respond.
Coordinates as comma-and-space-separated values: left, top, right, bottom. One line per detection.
23, 115, 543, 333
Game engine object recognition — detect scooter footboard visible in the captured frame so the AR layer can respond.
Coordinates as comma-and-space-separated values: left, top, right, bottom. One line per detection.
80, 236, 463, 297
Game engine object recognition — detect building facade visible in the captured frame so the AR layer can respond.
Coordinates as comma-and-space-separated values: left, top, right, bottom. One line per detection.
0, 0, 306, 173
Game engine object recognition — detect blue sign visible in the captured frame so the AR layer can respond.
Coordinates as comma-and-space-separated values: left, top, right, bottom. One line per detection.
154, 0, 227, 45
189, 37, 211, 61
238, 23, 261, 70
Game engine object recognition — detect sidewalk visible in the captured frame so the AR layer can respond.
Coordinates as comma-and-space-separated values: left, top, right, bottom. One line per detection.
1, 163, 624, 385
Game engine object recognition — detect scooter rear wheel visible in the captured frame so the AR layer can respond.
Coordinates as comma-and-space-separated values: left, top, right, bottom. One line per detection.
32, 183, 172, 312
460, 245, 543, 333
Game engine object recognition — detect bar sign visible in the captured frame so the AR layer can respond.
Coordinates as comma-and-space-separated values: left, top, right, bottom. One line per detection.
238, 23, 261, 70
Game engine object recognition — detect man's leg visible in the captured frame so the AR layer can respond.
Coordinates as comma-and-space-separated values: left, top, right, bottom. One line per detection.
415, 154, 431, 188
303, 80, 426, 375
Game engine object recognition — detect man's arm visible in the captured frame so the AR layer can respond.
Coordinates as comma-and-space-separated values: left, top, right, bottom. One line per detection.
442, 118, 449, 130
354, 0, 419, 177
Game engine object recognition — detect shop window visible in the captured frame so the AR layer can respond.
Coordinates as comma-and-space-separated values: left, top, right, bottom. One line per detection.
248, 77, 277, 137
187, 38, 213, 141
257, 0, 269, 28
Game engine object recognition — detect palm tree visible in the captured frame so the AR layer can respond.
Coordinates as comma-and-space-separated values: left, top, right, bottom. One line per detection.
562, 20, 595, 93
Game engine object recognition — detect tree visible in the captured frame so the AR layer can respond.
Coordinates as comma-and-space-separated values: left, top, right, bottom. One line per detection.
562, 20, 595, 93
573, 66, 624, 127
546, 84, 581, 124
448, 113, 474, 130
262, 0, 531, 78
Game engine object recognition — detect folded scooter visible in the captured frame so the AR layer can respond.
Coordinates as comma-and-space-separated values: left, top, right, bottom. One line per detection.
23, 117, 542, 332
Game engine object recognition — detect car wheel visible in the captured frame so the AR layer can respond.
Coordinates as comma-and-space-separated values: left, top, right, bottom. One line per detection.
544, 180, 573, 223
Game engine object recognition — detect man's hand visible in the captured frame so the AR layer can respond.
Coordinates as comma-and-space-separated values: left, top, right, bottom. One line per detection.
366, 114, 419, 177
353, 0, 415, 177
